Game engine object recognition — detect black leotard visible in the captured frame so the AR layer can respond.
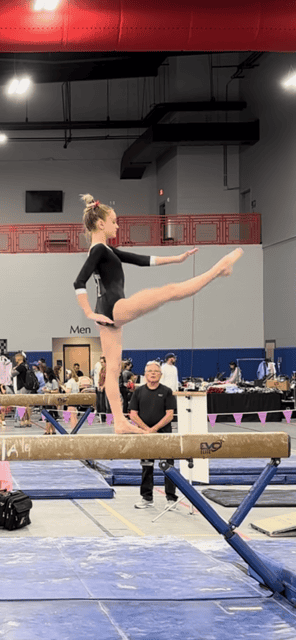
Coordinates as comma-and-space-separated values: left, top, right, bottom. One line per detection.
74, 244, 155, 324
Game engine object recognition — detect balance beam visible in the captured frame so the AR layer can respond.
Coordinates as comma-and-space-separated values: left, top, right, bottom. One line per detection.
0, 393, 96, 407
0, 432, 290, 461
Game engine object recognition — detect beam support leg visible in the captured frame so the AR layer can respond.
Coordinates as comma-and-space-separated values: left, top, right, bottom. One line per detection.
71, 406, 93, 434
41, 409, 68, 434
160, 462, 285, 595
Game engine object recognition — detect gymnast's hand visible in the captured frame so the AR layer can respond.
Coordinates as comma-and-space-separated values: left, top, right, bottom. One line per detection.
175, 247, 199, 263
88, 312, 115, 326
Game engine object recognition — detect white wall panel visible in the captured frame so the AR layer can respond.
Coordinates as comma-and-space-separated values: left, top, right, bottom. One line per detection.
0, 245, 263, 352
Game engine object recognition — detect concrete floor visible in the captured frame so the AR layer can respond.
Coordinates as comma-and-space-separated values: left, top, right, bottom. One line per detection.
2, 409, 296, 542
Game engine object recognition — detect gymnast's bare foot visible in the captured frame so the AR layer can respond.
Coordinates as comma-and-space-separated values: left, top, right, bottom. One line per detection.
216, 248, 244, 277
114, 418, 146, 434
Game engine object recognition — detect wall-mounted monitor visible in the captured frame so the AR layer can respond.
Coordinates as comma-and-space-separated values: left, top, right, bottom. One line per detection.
25, 190, 63, 213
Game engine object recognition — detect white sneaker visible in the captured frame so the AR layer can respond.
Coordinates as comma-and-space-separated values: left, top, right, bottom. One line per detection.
166, 500, 178, 510
134, 498, 154, 509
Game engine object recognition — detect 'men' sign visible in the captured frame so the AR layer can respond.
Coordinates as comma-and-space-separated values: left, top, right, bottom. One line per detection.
70, 326, 91, 334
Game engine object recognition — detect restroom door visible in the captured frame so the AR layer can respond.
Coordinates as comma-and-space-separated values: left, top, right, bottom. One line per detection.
63, 344, 90, 379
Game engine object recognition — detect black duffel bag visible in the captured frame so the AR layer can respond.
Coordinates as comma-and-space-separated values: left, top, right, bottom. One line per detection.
0, 490, 32, 530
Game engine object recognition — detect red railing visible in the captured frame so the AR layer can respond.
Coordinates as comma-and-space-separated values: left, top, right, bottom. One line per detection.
0, 215, 261, 253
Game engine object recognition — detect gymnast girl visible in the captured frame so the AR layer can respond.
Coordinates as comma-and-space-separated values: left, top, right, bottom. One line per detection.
74, 194, 244, 434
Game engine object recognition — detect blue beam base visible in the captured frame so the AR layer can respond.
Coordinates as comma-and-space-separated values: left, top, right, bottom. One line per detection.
41, 409, 67, 434
71, 406, 93, 434
160, 462, 285, 597
229, 459, 280, 528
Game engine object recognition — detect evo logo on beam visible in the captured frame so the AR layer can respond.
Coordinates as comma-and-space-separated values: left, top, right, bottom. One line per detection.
200, 441, 223, 455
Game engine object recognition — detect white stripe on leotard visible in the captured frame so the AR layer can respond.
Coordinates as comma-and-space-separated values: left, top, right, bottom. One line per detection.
150, 256, 157, 266
75, 288, 87, 295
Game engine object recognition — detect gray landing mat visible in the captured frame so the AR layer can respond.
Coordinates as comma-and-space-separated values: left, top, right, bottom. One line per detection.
202, 489, 296, 507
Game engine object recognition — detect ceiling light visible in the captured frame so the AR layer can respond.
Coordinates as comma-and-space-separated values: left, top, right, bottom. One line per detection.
282, 73, 296, 88
7, 79, 19, 95
0, 134, 8, 144
34, 0, 60, 10
7, 77, 31, 96
16, 78, 31, 94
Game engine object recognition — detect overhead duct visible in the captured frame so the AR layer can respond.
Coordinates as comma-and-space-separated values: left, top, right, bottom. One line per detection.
120, 121, 260, 179
0, 1, 295, 52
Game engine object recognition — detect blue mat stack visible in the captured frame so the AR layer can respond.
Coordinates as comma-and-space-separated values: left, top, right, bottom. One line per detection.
88, 456, 296, 486
10, 460, 114, 499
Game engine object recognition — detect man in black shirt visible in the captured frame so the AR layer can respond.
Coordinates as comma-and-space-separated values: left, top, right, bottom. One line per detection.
74, 363, 84, 377
129, 361, 178, 509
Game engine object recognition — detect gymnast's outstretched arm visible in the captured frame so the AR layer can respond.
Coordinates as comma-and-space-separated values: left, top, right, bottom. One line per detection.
113, 246, 199, 267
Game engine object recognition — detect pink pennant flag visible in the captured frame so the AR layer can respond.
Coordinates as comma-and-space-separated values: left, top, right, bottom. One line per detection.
258, 412, 267, 424
87, 412, 95, 426
63, 411, 71, 423
208, 414, 217, 428
283, 410, 293, 424
233, 413, 243, 426
106, 413, 114, 425
17, 407, 26, 419
41, 414, 46, 422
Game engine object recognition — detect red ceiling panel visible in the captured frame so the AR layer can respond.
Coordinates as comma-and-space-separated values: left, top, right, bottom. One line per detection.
0, 0, 295, 52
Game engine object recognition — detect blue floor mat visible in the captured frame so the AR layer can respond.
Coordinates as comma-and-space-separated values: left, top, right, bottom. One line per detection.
0, 596, 296, 640
10, 460, 114, 499
0, 537, 271, 601
1, 538, 296, 639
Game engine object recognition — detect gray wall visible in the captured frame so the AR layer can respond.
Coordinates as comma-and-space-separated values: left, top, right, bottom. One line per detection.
239, 52, 296, 347
0, 245, 262, 352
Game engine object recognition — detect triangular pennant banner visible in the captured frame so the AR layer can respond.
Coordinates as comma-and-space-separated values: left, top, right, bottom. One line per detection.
106, 414, 114, 425
63, 410, 71, 423
41, 414, 46, 422
283, 410, 293, 424
17, 407, 26, 419
233, 413, 243, 426
208, 414, 217, 428
258, 412, 267, 424
87, 412, 95, 426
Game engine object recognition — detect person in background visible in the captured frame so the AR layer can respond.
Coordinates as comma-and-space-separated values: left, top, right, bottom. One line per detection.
53, 364, 65, 392
257, 358, 269, 380
97, 360, 111, 421
42, 367, 59, 435
11, 352, 32, 428
119, 360, 130, 414
0, 384, 12, 426
266, 358, 277, 380
74, 363, 84, 377
122, 359, 134, 384
64, 369, 80, 430
31, 362, 46, 394
160, 353, 179, 393
129, 360, 178, 509
94, 356, 106, 388
225, 361, 242, 385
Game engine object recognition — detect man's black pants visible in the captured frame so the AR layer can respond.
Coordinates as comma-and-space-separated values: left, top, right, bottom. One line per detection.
140, 459, 177, 502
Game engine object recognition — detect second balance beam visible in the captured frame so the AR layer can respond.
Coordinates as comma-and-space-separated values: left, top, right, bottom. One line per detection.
0, 393, 96, 407
0, 432, 290, 461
